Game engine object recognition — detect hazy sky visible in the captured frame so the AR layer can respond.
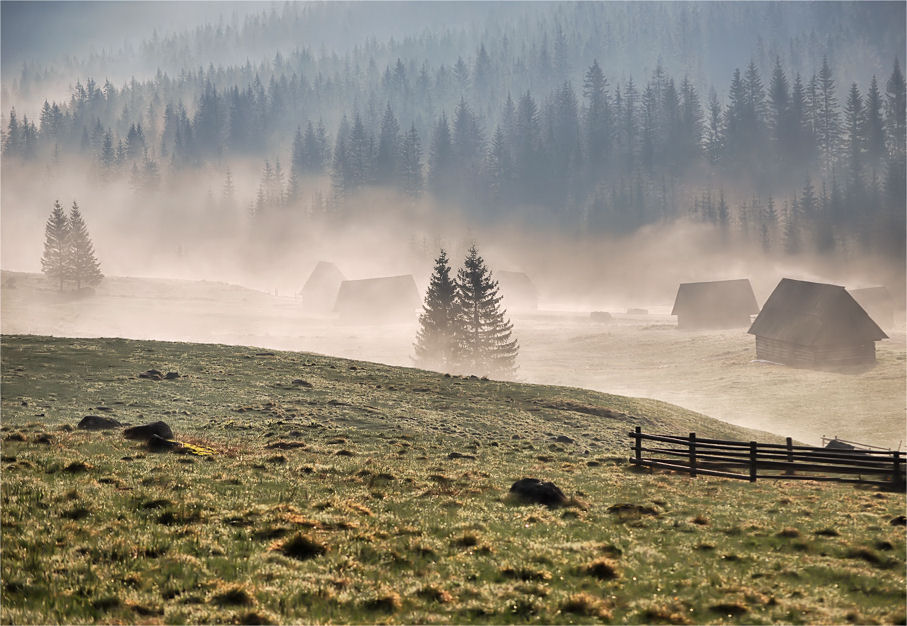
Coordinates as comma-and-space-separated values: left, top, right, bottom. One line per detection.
1, 1, 261, 72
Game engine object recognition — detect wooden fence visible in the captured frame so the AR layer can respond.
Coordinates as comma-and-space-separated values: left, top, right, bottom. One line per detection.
629, 427, 905, 489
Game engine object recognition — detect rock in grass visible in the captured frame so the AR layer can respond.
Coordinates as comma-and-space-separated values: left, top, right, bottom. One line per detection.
78, 415, 122, 430
146, 434, 180, 452
163, 372, 180, 380
890, 515, 906, 526
607, 503, 659, 516
138, 369, 163, 380
509, 478, 567, 507
448, 451, 476, 460
124, 421, 173, 441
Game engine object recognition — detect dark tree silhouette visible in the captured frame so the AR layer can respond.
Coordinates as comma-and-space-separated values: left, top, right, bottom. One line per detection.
414, 249, 459, 371
67, 201, 103, 289
455, 245, 518, 378
41, 200, 70, 291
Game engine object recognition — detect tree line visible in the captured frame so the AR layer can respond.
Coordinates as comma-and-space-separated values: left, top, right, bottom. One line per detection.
414, 247, 518, 378
3, 10, 904, 258
41, 201, 104, 291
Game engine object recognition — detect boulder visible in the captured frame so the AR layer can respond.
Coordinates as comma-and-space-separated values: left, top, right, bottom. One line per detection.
163, 372, 180, 380
138, 369, 163, 381
124, 421, 173, 441
146, 433, 180, 452
78, 415, 123, 430
509, 477, 566, 507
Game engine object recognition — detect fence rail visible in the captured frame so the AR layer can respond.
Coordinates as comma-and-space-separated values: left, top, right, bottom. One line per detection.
629, 427, 905, 489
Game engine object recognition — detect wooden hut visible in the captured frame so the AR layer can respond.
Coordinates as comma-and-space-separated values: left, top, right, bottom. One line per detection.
333, 275, 421, 323
671, 279, 759, 329
496, 271, 539, 312
848, 286, 894, 330
748, 278, 888, 368
300, 261, 346, 313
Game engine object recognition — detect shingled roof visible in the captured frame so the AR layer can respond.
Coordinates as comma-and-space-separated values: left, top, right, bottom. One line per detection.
671, 279, 759, 316
748, 278, 888, 346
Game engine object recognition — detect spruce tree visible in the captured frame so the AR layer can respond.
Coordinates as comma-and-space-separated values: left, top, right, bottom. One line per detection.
414, 249, 459, 370
41, 200, 70, 291
455, 245, 518, 378
67, 201, 103, 289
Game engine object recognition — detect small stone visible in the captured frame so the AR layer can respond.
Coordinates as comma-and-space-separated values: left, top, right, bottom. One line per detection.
124, 421, 173, 441
509, 478, 567, 507
146, 434, 180, 452
78, 415, 123, 430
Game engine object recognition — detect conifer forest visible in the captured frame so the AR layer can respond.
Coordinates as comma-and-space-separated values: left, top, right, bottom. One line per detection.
2, 2, 905, 271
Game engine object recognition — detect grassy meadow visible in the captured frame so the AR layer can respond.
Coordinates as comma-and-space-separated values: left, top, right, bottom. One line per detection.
2, 334, 904, 624
2, 270, 904, 450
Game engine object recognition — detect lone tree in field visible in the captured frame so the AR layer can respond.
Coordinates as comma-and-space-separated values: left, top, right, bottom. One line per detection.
414, 249, 460, 370
455, 245, 519, 377
41, 200, 70, 291
66, 201, 103, 289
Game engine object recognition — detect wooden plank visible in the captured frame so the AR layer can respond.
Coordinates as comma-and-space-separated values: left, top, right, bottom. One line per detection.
637, 446, 897, 471
630, 458, 750, 481
630, 432, 902, 457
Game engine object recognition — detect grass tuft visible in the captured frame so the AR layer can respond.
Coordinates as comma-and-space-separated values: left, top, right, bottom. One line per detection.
361, 591, 402, 613
276, 533, 327, 560
211, 584, 256, 606
417, 585, 453, 604
559, 592, 612, 618
584, 557, 620, 580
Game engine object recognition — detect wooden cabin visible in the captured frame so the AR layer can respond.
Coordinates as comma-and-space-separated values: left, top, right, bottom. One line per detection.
671, 279, 759, 329
849, 286, 894, 330
496, 271, 539, 312
748, 278, 888, 368
300, 261, 346, 313
333, 275, 421, 323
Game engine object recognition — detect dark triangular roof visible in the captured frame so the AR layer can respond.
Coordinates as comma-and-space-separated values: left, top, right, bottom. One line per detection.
301, 261, 345, 296
748, 278, 888, 345
671, 279, 759, 316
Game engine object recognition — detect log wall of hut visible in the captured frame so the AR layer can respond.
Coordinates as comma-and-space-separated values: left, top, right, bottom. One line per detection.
677, 312, 753, 330
754, 336, 877, 367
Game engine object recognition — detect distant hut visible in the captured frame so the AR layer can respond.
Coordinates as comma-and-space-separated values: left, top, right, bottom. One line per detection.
496, 271, 539, 312
849, 286, 894, 330
748, 278, 888, 368
671, 279, 759, 329
333, 275, 421, 323
300, 262, 346, 313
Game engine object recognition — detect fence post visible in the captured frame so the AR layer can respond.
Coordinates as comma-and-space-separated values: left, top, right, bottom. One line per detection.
749, 442, 758, 482
634, 426, 641, 465
785, 437, 794, 475
689, 432, 697, 478
894, 451, 903, 489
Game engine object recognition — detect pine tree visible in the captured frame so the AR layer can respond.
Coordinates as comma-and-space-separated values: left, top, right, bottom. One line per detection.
455, 245, 518, 377
67, 201, 103, 289
414, 249, 459, 370
398, 123, 423, 198
41, 200, 70, 291
864, 76, 887, 173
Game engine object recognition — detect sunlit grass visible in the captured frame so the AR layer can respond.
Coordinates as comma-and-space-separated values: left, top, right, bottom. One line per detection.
1, 335, 904, 624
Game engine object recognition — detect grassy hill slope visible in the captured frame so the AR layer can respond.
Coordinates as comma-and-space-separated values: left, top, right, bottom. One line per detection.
1, 335, 904, 624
